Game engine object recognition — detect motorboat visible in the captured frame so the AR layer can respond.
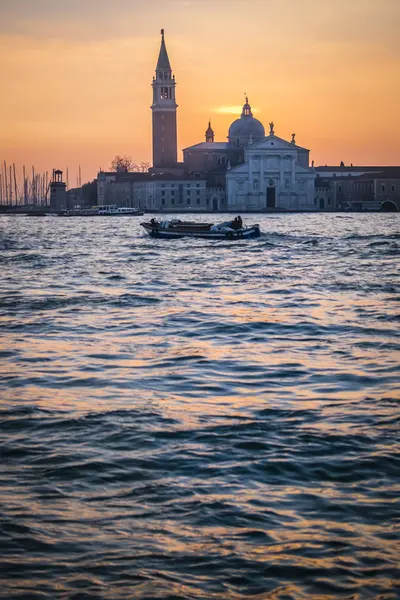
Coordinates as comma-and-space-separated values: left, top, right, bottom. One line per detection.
141, 219, 261, 239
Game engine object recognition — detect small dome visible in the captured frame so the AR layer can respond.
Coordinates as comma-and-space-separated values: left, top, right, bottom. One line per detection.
228, 97, 265, 147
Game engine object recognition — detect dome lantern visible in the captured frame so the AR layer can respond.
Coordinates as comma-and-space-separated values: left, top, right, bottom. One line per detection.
228, 96, 265, 147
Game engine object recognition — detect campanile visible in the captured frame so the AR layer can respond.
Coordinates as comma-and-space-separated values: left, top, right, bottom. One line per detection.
151, 30, 178, 168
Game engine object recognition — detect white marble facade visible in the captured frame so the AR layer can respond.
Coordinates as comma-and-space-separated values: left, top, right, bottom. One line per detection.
226, 133, 316, 211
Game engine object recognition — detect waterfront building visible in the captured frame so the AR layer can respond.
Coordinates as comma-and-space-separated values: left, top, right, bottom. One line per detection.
315, 166, 400, 211
49, 170, 67, 211
97, 170, 207, 212
226, 123, 315, 211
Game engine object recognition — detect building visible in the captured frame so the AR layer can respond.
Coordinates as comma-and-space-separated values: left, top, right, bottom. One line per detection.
97, 169, 207, 212
151, 29, 180, 172
226, 124, 316, 211
315, 166, 400, 211
49, 170, 67, 211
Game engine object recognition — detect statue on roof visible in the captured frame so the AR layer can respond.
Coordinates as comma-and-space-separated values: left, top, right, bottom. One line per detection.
291, 133, 296, 144
269, 121, 274, 135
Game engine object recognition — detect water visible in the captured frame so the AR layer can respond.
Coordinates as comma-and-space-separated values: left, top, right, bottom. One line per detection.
1, 213, 399, 599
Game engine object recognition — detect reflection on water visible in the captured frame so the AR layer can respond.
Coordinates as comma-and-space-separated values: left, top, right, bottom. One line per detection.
0, 213, 399, 599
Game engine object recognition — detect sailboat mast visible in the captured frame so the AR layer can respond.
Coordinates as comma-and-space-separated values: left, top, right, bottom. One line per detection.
9, 166, 13, 204
13, 163, 18, 205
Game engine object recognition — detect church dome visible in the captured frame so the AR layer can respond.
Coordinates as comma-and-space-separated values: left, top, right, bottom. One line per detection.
228, 98, 265, 146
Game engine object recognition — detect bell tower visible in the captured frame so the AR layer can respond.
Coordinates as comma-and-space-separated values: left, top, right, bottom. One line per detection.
151, 29, 178, 168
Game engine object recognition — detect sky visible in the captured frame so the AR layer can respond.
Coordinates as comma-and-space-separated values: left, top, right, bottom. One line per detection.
0, 0, 399, 186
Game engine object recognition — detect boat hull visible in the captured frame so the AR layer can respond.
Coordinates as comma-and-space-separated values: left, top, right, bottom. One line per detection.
141, 224, 261, 239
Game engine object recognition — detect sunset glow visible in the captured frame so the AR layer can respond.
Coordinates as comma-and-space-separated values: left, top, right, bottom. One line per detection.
1, 0, 399, 185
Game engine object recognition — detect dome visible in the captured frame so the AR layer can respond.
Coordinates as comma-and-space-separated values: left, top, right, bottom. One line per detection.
228, 98, 265, 147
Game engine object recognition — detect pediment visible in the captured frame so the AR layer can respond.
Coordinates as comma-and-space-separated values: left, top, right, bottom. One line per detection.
249, 135, 309, 152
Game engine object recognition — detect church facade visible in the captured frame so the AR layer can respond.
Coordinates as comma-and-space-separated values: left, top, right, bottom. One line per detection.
226, 125, 316, 211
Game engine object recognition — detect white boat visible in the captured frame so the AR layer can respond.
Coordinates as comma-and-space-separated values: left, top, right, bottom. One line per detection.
58, 205, 144, 217
97, 205, 144, 216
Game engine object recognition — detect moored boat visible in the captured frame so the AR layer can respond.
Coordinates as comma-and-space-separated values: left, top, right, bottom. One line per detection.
141, 218, 261, 239
58, 205, 144, 217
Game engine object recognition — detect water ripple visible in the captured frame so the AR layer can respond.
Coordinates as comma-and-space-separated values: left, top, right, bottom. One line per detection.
0, 213, 399, 599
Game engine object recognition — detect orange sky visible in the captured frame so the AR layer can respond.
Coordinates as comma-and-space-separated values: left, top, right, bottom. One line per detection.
1, 0, 399, 186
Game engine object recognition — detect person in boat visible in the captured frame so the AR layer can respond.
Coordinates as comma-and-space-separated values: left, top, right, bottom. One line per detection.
231, 216, 243, 230
150, 218, 157, 226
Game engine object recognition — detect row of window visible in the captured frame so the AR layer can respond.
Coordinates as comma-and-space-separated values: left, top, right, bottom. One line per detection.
161, 183, 201, 188
162, 190, 201, 196
338, 184, 396, 193
161, 198, 203, 205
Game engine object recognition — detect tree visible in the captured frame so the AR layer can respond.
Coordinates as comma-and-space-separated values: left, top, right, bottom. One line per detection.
138, 161, 150, 173
110, 155, 137, 172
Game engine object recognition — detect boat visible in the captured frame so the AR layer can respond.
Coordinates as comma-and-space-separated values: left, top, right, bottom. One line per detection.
141, 218, 261, 239
58, 205, 144, 217
97, 205, 144, 216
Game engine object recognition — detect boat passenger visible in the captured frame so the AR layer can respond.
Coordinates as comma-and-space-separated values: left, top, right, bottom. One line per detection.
231, 216, 243, 230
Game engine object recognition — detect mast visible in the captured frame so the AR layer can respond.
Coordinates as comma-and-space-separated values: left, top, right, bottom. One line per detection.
9, 165, 13, 204
32, 166, 36, 204
13, 163, 18, 205
23, 166, 27, 205
2, 161, 7, 204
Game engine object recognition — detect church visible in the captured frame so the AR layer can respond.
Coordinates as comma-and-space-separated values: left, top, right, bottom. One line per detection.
96, 30, 399, 212
151, 30, 316, 211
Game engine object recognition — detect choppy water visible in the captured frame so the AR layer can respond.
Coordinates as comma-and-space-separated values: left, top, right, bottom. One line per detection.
1, 213, 399, 600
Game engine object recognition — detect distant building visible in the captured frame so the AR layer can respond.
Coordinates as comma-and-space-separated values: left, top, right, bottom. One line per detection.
49, 170, 67, 211
315, 166, 400, 211
227, 127, 315, 211
96, 170, 208, 212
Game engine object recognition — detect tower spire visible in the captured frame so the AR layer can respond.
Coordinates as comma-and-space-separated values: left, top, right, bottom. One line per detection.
156, 28, 171, 71
205, 120, 214, 143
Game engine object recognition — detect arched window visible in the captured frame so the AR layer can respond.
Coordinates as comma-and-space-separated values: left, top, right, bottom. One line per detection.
253, 179, 258, 190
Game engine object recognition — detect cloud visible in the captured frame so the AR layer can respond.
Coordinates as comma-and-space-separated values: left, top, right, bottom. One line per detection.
214, 106, 259, 115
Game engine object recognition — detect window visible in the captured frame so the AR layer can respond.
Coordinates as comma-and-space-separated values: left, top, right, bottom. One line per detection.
253, 179, 258, 190
171, 198, 175, 204
161, 199, 165, 206
196, 183, 200, 187
338, 185, 342, 193
197, 199, 200, 205
392, 185, 395, 192
161, 87, 170, 99
285, 179, 290, 189
187, 198, 190, 205
381, 184, 385, 192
